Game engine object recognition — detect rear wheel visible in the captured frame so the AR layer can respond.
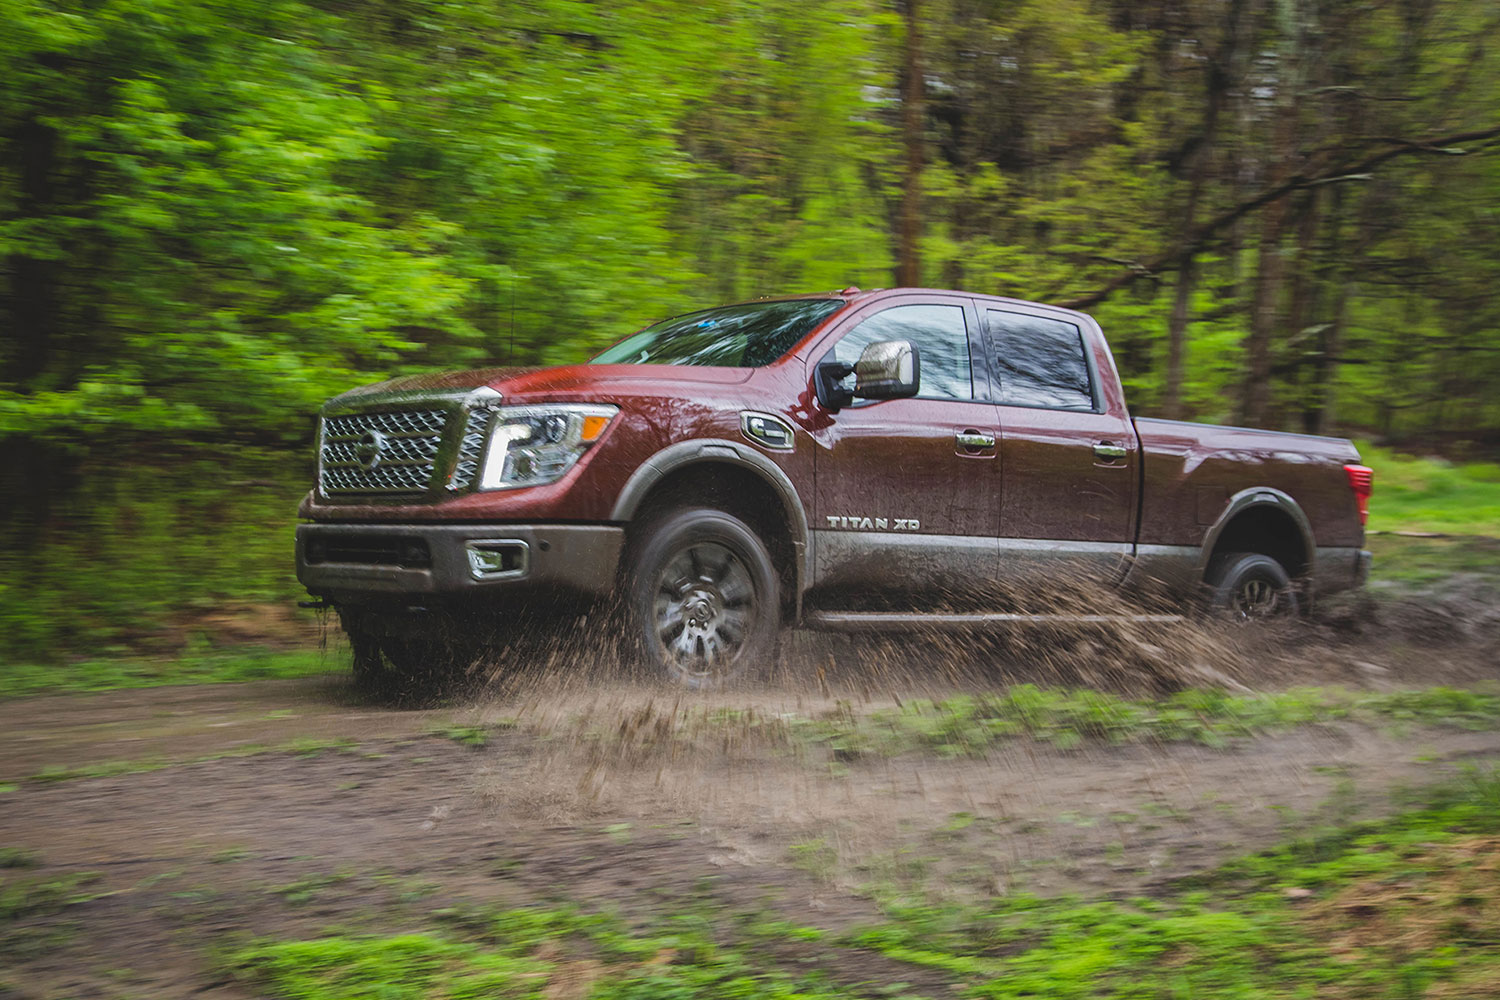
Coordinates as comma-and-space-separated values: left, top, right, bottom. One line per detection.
628, 508, 780, 688
1208, 552, 1300, 621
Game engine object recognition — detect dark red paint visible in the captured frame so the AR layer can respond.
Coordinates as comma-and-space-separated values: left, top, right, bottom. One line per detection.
302, 287, 1368, 603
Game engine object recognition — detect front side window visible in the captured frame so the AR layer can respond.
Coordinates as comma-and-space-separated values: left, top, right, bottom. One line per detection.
988, 310, 1094, 410
591, 299, 844, 368
831, 303, 973, 400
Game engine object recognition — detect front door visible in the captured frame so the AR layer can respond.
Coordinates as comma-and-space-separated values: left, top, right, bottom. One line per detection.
807, 295, 1001, 603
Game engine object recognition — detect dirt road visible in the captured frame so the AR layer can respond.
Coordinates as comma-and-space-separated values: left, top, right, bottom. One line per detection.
2, 621, 1498, 998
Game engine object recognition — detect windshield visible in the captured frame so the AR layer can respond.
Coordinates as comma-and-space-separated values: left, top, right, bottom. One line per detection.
590, 299, 844, 367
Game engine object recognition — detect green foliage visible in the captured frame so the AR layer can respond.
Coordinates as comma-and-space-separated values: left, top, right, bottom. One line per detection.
0, 448, 311, 661
3, 0, 1500, 660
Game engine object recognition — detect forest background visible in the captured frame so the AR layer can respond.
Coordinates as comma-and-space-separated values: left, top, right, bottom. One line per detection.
2, 0, 1499, 659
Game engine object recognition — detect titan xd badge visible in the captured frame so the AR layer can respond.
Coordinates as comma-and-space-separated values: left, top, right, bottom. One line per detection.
824, 516, 921, 530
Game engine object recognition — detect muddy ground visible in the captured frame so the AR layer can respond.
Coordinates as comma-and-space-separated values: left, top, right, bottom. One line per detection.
2, 596, 1498, 999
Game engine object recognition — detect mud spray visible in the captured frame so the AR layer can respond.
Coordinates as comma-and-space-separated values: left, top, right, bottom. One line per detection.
379, 578, 1499, 900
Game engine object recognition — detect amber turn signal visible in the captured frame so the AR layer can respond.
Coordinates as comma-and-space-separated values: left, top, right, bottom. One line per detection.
580, 414, 612, 442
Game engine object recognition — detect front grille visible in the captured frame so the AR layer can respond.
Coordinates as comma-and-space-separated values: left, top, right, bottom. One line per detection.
320, 408, 449, 496
447, 408, 493, 492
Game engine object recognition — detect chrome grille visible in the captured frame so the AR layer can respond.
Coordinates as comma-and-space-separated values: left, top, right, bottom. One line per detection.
320, 408, 448, 495
447, 408, 493, 492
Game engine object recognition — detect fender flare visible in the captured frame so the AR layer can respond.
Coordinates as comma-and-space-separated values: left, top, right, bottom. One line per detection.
1198, 486, 1316, 581
609, 438, 812, 601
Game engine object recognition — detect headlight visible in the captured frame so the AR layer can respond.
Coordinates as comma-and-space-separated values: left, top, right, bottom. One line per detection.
477, 404, 618, 491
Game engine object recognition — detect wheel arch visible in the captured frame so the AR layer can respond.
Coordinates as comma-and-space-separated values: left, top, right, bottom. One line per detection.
610, 439, 810, 619
1199, 487, 1315, 584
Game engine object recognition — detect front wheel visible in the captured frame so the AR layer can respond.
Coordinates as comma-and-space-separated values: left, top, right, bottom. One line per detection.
627, 508, 780, 689
1208, 552, 1300, 621
341, 612, 458, 700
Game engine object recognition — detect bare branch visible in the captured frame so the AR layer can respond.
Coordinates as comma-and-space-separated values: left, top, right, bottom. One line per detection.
1058, 124, 1500, 310
1305, 86, 1417, 103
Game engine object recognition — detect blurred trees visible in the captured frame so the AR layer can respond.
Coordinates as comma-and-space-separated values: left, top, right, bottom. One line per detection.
1, 0, 1499, 651
4, 0, 1497, 453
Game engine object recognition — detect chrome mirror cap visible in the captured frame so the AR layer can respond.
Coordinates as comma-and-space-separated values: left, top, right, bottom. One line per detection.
854, 339, 920, 399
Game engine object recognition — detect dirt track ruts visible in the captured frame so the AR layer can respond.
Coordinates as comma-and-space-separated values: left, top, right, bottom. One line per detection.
2, 644, 1499, 999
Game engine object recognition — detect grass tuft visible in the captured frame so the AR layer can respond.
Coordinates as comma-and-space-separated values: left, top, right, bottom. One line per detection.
0, 648, 336, 701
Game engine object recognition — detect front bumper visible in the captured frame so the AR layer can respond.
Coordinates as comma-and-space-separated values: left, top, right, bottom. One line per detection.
295, 522, 624, 602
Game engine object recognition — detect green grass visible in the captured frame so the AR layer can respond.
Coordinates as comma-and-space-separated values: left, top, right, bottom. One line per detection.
788, 685, 1500, 760
229, 767, 1500, 1000
25, 736, 359, 784
233, 906, 848, 1000
0, 870, 109, 922
427, 722, 517, 748
1366, 533, 1500, 588
855, 765, 1500, 999
0, 647, 337, 700
1361, 443, 1500, 536
561, 685, 1500, 767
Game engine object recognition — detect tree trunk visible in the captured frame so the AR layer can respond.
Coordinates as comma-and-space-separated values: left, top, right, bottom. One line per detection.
1305, 183, 1348, 436
1283, 189, 1321, 430
1163, 255, 1195, 420
9, 119, 58, 385
1, 118, 65, 549
1160, 0, 1247, 421
895, 0, 924, 287
1239, 194, 1288, 427
1238, 0, 1305, 428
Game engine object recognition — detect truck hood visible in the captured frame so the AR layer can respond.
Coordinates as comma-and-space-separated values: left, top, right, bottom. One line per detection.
323, 363, 753, 410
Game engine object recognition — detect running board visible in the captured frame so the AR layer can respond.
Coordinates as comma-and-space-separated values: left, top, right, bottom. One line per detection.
802, 610, 1185, 632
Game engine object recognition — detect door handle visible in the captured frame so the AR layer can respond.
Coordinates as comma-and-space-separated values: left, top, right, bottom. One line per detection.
956, 431, 996, 449
1093, 442, 1127, 460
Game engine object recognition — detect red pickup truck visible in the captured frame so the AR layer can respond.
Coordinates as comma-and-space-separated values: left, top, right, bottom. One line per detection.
295, 287, 1372, 689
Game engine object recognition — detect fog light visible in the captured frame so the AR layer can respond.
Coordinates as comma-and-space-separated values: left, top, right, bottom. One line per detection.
465, 539, 530, 580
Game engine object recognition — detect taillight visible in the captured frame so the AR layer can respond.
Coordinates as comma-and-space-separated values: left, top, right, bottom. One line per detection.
1344, 464, 1373, 526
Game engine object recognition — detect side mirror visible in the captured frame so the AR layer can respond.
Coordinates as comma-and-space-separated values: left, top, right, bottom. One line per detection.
853, 340, 920, 400
814, 340, 922, 412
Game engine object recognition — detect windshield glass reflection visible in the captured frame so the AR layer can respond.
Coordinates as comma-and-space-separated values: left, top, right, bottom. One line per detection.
591, 299, 844, 367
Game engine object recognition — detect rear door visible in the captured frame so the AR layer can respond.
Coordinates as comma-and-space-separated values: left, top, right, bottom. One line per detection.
981, 305, 1138, 587
807, 294, 1001, 601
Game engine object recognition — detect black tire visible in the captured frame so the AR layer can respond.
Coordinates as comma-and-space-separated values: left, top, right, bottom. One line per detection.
343, 615, 456, 699
627, 507, 780, 689
1208, 552, 1300, 621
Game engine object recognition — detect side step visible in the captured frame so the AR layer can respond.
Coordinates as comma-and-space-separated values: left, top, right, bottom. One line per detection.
802, 610, 1185, 633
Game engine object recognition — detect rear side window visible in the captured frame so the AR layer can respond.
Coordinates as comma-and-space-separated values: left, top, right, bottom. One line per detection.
987, 310, 1094, 410
831, 304, 973, 400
